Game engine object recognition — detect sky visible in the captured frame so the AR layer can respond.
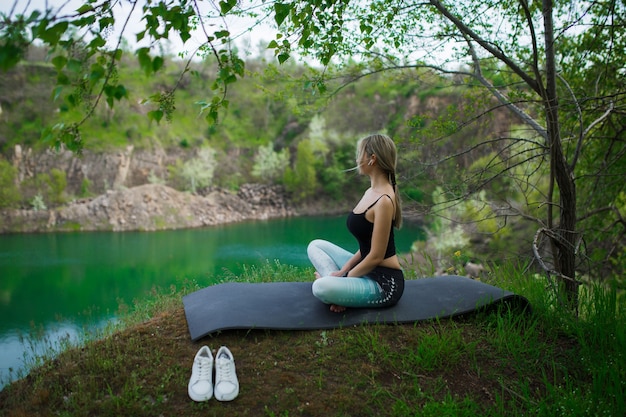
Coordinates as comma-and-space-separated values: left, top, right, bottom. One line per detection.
0, 0, 279, 58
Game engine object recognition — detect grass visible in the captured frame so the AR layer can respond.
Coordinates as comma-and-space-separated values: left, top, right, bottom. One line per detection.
0, 260, 624, 417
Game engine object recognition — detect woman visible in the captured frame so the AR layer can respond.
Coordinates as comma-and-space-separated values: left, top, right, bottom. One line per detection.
308, 134, 404, 313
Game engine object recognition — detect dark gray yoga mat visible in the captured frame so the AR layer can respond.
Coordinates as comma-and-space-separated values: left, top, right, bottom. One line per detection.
183, 275, 530, 341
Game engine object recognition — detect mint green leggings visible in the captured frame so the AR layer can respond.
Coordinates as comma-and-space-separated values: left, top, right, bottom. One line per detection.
307, 239, 404, 308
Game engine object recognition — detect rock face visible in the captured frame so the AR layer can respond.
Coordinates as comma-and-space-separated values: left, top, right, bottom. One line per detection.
11, 145, 180, 196
2, 144, 301, 233
0, 183, 295, 233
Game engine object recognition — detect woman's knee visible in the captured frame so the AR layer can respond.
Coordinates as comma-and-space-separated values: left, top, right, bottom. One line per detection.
307, 239, 330, 250
307, 239, 325, 255
312, 277, 334, 301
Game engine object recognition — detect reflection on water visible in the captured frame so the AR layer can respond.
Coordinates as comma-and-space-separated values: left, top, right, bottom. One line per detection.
0, 215, 423, 388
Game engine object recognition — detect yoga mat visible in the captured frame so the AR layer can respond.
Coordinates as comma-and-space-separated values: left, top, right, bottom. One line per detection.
183, 275, 530, 341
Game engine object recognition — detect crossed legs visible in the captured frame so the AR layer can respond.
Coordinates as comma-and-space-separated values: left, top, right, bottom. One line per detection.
307, 239, 383, 312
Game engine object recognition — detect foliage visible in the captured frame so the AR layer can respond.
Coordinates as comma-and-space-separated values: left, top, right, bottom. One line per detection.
317, 149, 351, 200
423, 187, 471, 267
30, 193, 46, 211
1, 0, 626, 293
47, 168, 67, 205
0, 157, 20, 208
168, 147, 216, 193
260, 0, 626, 302
284, 139, 318, 202
251, 143, 290, 183
80, 177, 93, 198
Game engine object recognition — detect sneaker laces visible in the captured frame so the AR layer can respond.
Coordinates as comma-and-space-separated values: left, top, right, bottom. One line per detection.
215, 355, 237, 391
197, 357, 212, 381
216, 357, 234, 382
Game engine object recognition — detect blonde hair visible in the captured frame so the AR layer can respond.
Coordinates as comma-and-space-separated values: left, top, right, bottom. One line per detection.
357, 134, 403, 228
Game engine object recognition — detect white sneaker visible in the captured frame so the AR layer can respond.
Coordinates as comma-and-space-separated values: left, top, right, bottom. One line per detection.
188, 346, 214, 402
213, 346, 239, 401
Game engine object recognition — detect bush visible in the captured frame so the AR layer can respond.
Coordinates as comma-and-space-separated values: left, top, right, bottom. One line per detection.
0, 158, 21, 209
80, 177, 93, 197
284, 140, 318, 201
47, 168, 67, 205
167, 147, 216, 193
252, 144, 290, 183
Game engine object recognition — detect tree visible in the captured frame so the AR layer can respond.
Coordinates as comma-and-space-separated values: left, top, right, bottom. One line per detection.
283, 139, 318, 201
260, 0, 625, 308
2, 0, 625, 307
0, 0, 245, 152
169, 146, 216, 193
252, 143, 290, 183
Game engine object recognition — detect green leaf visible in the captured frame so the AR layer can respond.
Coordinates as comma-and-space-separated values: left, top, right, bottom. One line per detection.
66, 59, 83, 73
66, 94, 78, 107
41, 126, 54, 145
40, 21, 69, 45
103, 85, 128, 108
215, 30, 230, 39
180, 30, 191, 43
277, 53, 290, 64
148, 110, 164, 124
0, 44, 24, 71
51, 55, 67, 71
88, 36, 106, 49
274, 3, 291, 27
76, 4, 94, 14
206, 108, 218, 124
99, 17, 115, 31
51, 86, 64, 101
89, 63, 105, 85
114, 85, 128, 100
219, 0, 238, 15
112, 48, 123, 61
56, 72, 70, 86
136, 48, 152, 75
316, 80, 327, 94
152, 56, 164, 73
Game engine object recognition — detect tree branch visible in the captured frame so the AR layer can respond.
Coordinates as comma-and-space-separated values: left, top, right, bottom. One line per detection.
428, 0, 541, 94
464, 37, 548, 140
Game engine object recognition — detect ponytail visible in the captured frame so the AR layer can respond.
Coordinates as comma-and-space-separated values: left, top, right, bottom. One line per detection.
390, 171, 402, 229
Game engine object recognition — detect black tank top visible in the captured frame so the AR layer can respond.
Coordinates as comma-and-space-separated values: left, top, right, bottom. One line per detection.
346, 194, 396, 261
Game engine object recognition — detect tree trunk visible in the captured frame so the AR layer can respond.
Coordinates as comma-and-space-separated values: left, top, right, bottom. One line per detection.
543, 0, 578, 308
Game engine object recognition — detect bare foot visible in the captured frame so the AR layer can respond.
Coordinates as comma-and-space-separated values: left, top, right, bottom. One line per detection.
314, 271, 322, 279
330, 304, 347, 313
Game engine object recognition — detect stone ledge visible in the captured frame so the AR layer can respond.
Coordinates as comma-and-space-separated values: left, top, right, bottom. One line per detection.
0, 183, 296, 233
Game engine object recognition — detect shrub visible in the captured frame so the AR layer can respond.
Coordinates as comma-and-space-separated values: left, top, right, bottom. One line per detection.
168, 147, 216, 193
284, 140, 318, 201
0, 158, 21, 209
47, 168, 67, 205
80, 177, 93, 197
252, 144, 290, 183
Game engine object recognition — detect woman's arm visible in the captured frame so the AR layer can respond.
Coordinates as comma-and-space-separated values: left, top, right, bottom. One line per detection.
334, 250, 362, 276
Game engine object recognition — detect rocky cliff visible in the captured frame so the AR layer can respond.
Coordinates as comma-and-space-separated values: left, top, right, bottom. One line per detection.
11, 144, 182, 196
0, 183, 295, 233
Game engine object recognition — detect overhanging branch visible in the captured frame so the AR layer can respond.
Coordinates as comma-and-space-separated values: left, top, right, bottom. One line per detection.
428, 0, 541, 94
465, 37, 548, 140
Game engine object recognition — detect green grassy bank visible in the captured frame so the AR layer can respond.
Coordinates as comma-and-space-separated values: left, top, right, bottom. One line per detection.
0, 261, 624, 416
